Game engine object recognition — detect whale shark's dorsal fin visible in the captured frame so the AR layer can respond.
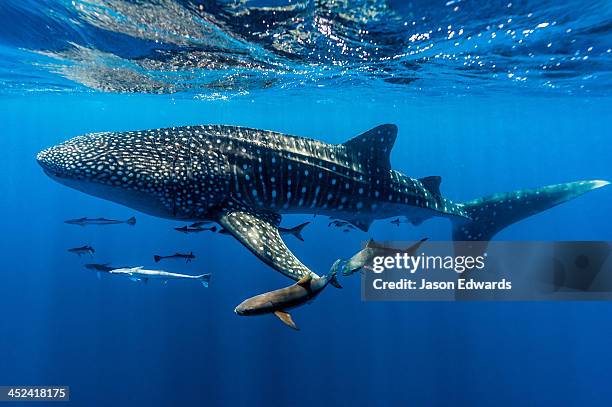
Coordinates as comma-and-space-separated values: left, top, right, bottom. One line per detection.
419, 176, 442, 198
342, 124, 397, 170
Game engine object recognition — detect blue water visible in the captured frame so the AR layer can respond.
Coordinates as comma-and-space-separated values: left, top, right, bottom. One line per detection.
2, 1, 612, 406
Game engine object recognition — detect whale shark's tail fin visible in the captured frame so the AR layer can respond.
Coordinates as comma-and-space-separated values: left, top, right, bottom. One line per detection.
452, 180, 609, 242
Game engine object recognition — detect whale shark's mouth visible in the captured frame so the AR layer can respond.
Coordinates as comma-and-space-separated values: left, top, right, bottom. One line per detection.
36, 147, 67, 178
40, 166, 62, 179
36, 145, 90, 182
36, 142, 182, 220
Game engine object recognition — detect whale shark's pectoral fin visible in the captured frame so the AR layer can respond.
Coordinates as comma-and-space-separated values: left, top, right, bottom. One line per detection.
215, 208, 319, 281
274, 310, 299, 330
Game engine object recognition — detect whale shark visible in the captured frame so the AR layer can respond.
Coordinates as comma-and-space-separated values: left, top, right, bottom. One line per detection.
37, 124, 608, 284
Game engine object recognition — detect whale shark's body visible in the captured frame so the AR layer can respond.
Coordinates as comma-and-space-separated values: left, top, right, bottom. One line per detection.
37, 124, 608, 283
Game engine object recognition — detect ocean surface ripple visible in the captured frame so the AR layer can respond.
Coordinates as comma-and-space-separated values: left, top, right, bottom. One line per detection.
1, 0, 611, 97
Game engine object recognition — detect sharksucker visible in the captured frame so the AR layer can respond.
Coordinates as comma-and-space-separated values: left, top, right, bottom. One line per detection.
38, 124, 609, 286
65, 216, 136, 226
235, 267, 341, 330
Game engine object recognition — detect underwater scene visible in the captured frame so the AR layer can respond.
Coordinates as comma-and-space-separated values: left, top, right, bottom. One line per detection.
1, 0, 612, 406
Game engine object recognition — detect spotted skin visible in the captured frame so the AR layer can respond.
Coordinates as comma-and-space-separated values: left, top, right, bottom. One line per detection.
216, 210, 313, 280
453, 180, 609, 241
213, 124, 468, 226
37, 124, 609, 282
37, 128, 230, 219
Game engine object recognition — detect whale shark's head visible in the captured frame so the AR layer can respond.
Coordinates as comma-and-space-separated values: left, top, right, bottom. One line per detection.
36, 130, 224, 219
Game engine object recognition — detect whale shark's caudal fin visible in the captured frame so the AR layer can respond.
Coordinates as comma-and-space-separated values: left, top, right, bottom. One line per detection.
452, 180, 609, 242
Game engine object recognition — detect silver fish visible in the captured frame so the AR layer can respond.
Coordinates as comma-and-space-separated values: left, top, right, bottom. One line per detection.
65, 216, 136, 226
105, 266, 211, 287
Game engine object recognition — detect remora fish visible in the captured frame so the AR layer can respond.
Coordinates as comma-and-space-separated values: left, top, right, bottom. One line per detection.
68, 245, 95, 257
341, 238, 428, 276
174, 225, 217, 233
234, 264, 341, 330
390, 217, 408, 226
106, 266, 211, 286
153, 252, 195, 263
85, 263, 117, 272
278, 221, 310, 241
219, 221, 311, 241
189, 221, 212, 228
65, 216, 136, 226
37, 124, 609, 287
85, 263, 128, 279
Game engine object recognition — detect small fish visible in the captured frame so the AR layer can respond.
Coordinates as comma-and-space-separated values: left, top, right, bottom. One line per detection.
65, 217, 136, 226
220, 222, 310, 242
328, 219, 349, 227
189, 221, 213, 228
174, 225, 217, 234
278, 221, 310, 241
154, 252, 195, 263
85, 263, 128, 279
341, 238, 428, 276
390, 217, 422, 226
235, 264, 341, 330
68, 245, 95, 257
391, 217, 414, 226
85, 263, 116, 272
106, 266, 211, 286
